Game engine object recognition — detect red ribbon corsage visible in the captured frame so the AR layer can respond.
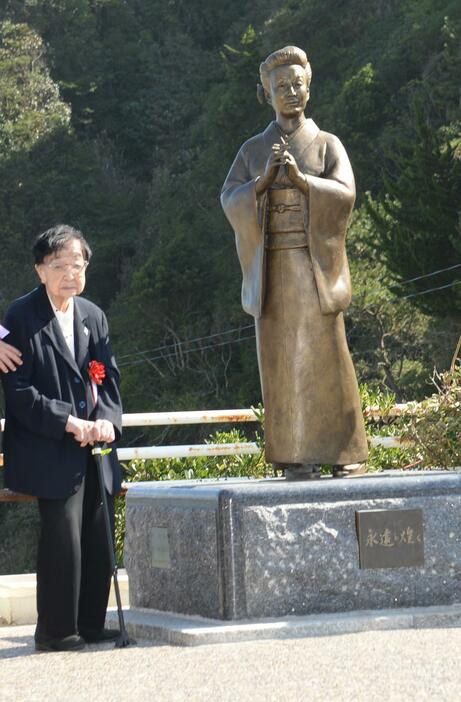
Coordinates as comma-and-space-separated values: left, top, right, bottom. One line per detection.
88, 360, 106, 385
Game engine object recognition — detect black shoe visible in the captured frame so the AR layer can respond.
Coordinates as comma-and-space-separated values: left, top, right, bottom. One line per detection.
35, 635, 85, 652
80, 628, 121, 643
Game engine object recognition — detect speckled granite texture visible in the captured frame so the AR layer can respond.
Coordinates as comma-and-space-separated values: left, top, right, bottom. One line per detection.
124, 473, 461, 620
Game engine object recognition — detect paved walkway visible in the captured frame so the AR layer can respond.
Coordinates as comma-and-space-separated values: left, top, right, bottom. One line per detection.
1, 624, 461, 701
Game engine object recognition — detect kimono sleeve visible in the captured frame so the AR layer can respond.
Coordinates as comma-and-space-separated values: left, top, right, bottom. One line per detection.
305, 134, 355, 314
221, 146, 266, 318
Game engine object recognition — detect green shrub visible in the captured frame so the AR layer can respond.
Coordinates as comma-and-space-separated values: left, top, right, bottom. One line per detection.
401, 364, 461, 469
0, 501, 39, 575
359, 383, 419, 471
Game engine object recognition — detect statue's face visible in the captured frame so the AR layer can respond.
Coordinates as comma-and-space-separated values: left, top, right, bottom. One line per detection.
268, 64, 309, 118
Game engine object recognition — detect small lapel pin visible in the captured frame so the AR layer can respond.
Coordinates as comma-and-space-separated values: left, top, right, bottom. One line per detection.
83, 326, 89, 336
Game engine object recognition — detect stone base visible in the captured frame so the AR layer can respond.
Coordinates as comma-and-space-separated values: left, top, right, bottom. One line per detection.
106, 603, 461, 646
124, 472, 461, 620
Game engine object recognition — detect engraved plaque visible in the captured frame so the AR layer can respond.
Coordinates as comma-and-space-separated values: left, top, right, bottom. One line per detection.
356, 508, 424, 569
150, 527, 171, 569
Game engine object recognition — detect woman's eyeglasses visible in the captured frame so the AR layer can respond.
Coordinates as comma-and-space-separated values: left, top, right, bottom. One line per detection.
45, 261, 89, 275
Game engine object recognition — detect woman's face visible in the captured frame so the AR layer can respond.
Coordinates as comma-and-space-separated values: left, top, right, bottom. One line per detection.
35, 238, 88, 309
268, 63, 309, 119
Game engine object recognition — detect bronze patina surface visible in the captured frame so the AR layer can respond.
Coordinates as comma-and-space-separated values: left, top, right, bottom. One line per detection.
221, 46, 368, 469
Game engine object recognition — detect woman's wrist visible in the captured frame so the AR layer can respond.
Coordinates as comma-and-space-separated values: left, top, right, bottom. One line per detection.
297, 173, 309, 192
255, 176, 267, 195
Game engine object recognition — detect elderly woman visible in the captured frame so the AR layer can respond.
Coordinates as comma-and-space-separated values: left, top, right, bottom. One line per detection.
221, 46, 368, 479
1, 224, 122, 651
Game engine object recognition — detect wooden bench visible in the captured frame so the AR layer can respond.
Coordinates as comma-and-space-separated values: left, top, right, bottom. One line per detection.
0, 487, 36, 502
0, 483, 127, 502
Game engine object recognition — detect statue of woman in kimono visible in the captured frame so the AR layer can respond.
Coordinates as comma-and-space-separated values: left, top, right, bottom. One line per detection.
221, 46, 368, 479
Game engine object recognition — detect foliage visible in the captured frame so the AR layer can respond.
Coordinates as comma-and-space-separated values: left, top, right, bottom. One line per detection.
360, 383, 398, 418
0, 498, 39, 574
0, 21, 70, 155
358, 383, 418, 473
0, 2, 459, 411
123, 430, 269, 483
346, 206, 458, 401
401, 364, 461, 469
366, 108, 461, 317
0, 17, 145, 330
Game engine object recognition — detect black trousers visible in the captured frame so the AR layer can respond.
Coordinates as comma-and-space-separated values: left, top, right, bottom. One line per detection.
35, 454, 114, 641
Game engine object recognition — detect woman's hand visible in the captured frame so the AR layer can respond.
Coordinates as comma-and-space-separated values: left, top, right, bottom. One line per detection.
255, 142, 286, 194
65, 416, 115, 446
65, 415, 95, 447
0, 340, 22, 373
255, 141, 309, 195
283, 151, 309, 193
90, 419, 115, 444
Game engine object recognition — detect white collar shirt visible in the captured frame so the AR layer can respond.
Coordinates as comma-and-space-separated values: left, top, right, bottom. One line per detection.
48, 293, 75, 359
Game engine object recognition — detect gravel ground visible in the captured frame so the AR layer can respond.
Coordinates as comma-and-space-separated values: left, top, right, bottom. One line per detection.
1, 624, 461, 701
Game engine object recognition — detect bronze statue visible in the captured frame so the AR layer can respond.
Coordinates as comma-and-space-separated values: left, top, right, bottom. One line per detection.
221, 46, 368, 479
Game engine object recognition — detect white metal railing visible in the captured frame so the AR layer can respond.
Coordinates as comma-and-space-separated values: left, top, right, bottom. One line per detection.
1, 405, 409, 463
118, 408, 260, 460
117, 443, 259, 460
117, 407, 408, 458
121, 409, 257, 426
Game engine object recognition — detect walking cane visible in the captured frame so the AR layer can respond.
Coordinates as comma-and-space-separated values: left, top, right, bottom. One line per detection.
91, 444, 135, 648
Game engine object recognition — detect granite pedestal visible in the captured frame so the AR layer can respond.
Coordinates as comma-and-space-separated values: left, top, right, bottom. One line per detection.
124, 472, 461, 620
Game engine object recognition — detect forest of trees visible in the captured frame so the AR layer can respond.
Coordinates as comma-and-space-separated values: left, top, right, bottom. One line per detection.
0, 0, 460, 446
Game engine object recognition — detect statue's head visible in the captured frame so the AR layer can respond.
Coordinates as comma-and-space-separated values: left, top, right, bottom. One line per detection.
258, 46, 312, 119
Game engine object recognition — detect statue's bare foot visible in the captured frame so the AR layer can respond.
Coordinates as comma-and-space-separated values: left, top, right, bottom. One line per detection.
285, 464, 321, 481
332, 463, 366, 478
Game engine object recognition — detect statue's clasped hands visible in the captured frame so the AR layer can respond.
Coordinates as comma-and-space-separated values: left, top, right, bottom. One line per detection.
255, 138, 308, 194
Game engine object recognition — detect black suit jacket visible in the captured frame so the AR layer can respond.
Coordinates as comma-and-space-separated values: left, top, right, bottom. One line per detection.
1, 284, 122, 498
